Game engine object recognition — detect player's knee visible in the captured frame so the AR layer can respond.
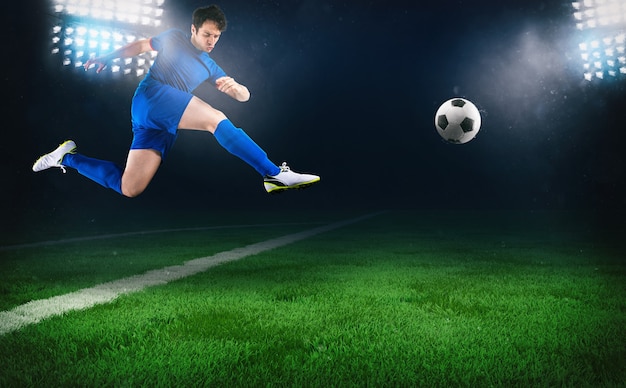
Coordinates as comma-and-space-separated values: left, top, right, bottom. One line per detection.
122, 187, 143, 198
215, 110, 227, 121
210, 111, 228, 132
121, 182, 147, 198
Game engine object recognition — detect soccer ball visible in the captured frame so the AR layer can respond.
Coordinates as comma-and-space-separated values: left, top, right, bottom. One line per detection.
434, 98, 481, 144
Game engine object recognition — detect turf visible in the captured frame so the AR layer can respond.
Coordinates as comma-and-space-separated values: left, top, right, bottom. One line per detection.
0, 210, 624, 386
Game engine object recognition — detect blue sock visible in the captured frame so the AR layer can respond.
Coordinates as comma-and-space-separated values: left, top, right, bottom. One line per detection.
63, 153, 123, 195
213, 119, 280, 176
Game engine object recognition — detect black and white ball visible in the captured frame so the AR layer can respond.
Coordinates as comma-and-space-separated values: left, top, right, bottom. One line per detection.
434, 98, 481, 144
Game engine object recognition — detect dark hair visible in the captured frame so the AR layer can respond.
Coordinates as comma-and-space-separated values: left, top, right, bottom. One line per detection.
192, 5, 227, 31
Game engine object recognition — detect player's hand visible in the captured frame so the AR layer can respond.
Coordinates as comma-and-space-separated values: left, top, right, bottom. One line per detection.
84, 57, 107, 73
216, 76, 250, 102
215, 76, 238, 93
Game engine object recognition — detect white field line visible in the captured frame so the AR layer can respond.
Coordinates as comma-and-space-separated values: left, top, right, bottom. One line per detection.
0, 222, 324, 251
0, 212, 383, 336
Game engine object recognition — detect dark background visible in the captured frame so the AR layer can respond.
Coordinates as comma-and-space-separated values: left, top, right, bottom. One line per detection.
3, 0, 625, 242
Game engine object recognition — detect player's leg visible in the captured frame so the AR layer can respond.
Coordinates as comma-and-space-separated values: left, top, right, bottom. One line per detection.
178, 96, 320, 193
177, 95, 226, 134
32, 141, 161, 197
33, 140, 124, 194
178, 96, 279, 176
119, 149, 161, 197
65, 149, 160, 197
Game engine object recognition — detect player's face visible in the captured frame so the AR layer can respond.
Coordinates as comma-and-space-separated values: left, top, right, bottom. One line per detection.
191, 20, 222, 53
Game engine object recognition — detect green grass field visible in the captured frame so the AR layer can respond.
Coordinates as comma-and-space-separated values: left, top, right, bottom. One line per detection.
0, 210, 624, 386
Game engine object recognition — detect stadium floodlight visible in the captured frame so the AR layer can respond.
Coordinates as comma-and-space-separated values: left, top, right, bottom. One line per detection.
52, 0, 165, 27
49, 0, 165, 77
572, 0, 626, 81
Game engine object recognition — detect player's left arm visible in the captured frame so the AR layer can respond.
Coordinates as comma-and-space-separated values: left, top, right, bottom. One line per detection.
215, 76, 250, 102
84, 38, 153, 74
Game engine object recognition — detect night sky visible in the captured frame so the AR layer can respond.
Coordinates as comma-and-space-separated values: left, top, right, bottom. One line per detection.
4, 0, 625, 240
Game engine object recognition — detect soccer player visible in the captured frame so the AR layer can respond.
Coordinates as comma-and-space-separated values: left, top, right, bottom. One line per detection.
33, 5, 320, 196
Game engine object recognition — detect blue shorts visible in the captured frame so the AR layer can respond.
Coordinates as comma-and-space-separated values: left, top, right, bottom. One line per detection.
130, 127, 178, 160
130, 79, 192, 160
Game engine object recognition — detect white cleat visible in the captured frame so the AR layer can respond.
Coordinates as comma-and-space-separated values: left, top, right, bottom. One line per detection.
32, 140, 77, 173
263, 162, 320, 194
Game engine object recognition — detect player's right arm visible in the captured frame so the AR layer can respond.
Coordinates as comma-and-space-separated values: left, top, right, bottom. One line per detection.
84, 39, 153, 73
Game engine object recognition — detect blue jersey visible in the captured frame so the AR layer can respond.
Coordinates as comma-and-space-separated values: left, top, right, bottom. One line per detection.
130, 28, 228, 156
141, 28, 227, 92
